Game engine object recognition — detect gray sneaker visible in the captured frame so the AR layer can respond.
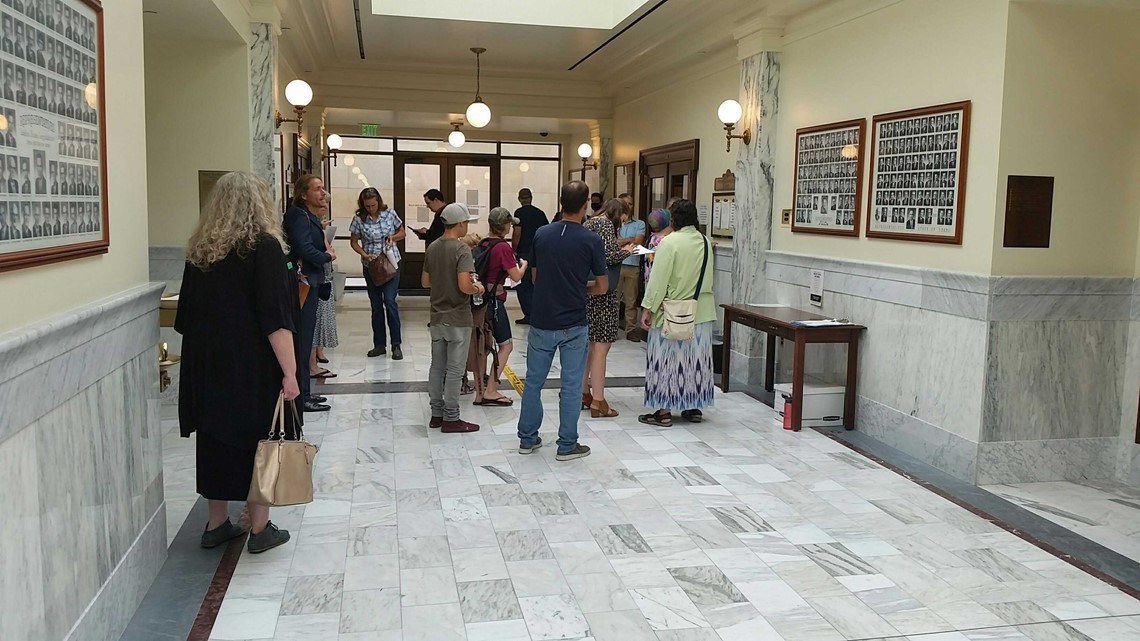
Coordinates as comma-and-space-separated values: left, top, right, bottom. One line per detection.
247, 521, 290, 554
556, 444, 591, 461
200, 519, 245, 549
518, 436, 543, 455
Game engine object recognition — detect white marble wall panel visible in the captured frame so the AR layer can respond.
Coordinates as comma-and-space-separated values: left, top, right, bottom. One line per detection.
148, 245, 184, 290
713, 244, 733, 332
976, 437, 1118, 485
983, 320, 1126, 442
0, 283, 165, 641
250, 23, 277, 205
729, 51, 778, 359
857, 397, 979, 482
1118, 319, 1140, 482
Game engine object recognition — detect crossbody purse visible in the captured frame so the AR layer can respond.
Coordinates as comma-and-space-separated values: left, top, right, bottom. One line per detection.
660, 235, 708, 341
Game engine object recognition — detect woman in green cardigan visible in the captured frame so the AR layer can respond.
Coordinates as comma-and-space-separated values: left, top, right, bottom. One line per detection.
638, 199, 716, 426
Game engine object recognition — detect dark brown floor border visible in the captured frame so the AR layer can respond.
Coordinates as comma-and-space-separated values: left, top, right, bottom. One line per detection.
819, 427, 1140, 600
185, 532, 247, 641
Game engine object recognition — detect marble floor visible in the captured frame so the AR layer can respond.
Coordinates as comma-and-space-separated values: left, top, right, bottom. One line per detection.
155, 299, 1140, 641
984, 480, 1140, 564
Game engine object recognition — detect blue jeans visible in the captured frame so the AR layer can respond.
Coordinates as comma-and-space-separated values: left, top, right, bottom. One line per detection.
363, 267, 401, 350
517, 268, 535, 319
517, 325, 588, 453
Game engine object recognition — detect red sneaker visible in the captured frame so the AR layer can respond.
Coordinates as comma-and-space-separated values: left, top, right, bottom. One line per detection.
441, 419, 480, 433
429, 416, 443, 429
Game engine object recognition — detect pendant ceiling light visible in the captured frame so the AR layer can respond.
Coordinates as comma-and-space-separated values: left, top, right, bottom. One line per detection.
448, 122, 466, 148
465, 47, 491, 128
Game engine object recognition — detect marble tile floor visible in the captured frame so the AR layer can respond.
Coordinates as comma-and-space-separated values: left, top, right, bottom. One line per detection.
313, 292, 650, 388
161, 388, 1140, 641
983, 480, 1140, 564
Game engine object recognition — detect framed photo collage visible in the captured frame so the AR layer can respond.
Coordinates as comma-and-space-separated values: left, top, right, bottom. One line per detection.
0, 0, 106, 272
791, 100, 971, 244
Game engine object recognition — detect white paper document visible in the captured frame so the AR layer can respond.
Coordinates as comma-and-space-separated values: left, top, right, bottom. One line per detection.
632, 245, 655, 255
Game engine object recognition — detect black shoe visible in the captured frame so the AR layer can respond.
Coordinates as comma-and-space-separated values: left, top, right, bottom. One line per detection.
515, 318, 529, 325
392, 346, 403, 360
367, 348, 386, 358
681, 409, 703, 423
556, 444, 591, 461
247, 521, 290, 554
302, 401, 331, 412
518, 436, 543, 455
311, 395, 327, 403
201, 519, 245, 549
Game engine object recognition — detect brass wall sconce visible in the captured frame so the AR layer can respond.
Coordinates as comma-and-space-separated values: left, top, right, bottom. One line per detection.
718, 99, 751, 152
322, 134, 343, 166
275, 79, 314, 133
577, 143, 598, 180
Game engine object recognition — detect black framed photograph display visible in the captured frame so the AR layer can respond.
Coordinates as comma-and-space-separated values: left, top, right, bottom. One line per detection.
0, 0, 106, 272
791, 118, 866, 237
866, 100, 971, 244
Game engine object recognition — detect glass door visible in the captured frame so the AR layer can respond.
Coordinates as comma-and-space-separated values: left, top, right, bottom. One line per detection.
394, 155, 500, 291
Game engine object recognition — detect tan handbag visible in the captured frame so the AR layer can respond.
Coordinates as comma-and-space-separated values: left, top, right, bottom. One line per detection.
248, 394, 319, 506
660, 236, 709, 341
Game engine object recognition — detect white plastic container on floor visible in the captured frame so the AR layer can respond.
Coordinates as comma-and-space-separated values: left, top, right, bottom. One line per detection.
774, 382, 845, 428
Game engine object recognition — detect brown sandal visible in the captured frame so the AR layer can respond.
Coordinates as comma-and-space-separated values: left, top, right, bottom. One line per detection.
638, 410, 673, 427
590, 400, 618, 418
581, 393, 593, 411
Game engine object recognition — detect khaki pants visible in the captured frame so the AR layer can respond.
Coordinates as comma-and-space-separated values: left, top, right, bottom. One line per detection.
617, 264, 641, 336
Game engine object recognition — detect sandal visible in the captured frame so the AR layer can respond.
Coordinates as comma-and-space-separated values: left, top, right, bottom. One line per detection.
638, 410, 673, 427
318, 357, 329, 364
311, 369, 337, 379
590, 400, 618, 418
581, 393, 593, 411
461, 383, 475, 395
681, 410, 703, 423
475, 396, 514, 406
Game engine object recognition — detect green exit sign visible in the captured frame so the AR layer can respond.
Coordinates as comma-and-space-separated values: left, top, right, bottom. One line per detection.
360, 123, 379, 137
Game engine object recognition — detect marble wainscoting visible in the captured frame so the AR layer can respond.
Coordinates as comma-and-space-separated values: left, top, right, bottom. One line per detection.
761, 251, 1133, 486
0, 282, 166, 641
765, 252, 989, 482
1121, 285, 1140, 484
728, 51, 779, 369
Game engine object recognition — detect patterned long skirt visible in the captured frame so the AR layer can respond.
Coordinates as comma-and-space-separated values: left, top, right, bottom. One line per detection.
314, 296, 339, 349
644, 320, 715, 411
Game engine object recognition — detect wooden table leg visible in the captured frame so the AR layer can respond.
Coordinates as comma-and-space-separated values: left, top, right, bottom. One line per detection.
765, 333, 776, 393
844, 333, 859, 430
720, 313, 732, 393
791, 332, 805, 432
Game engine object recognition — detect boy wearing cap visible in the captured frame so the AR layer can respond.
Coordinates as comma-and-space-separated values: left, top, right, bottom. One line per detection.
422, 202, 485, 433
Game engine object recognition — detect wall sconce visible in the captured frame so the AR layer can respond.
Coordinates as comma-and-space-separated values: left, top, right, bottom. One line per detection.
322, 134, 343, 166
578, 143, 598, 180
718, 99, 751, 152
448, 122, 466, 148
275, 79, 313, 133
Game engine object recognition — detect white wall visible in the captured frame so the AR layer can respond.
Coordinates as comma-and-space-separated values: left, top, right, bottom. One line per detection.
0, 0, 150, 332
991, 3, 1140, 276
144, 37, 252, 247
772, 0, 1010, 274
613, 61, 739, 215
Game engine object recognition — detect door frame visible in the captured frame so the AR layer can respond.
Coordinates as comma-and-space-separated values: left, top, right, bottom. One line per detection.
393, 153, 501, 290
638, 139, 700, 218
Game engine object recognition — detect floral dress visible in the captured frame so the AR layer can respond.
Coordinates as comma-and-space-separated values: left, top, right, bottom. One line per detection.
584, 215, 631, 343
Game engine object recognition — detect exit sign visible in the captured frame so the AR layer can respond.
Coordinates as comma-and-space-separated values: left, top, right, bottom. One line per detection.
360, 123, 379, 137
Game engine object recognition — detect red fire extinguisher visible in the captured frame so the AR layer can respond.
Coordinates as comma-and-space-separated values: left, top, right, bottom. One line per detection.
782, 394, 794, 430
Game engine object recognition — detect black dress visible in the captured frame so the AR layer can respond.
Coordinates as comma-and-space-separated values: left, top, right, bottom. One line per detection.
176, 235, 300, 501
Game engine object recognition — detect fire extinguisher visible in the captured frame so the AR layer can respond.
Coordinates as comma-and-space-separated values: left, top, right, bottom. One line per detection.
781, 394, 794, 430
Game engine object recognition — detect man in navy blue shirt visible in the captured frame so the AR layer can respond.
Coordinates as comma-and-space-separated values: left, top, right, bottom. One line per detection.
510, 187, 548, 324
517, 181, 607, 461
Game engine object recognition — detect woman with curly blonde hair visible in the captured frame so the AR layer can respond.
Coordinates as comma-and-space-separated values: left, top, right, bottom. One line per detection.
176, 171, 298, 554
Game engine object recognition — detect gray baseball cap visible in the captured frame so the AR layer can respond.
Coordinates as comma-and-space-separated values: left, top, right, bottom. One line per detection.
440, 202, 479, 224
488, 207, 519, 226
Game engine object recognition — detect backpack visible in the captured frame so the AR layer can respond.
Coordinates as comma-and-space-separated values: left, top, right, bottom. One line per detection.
471, 237, 507, 309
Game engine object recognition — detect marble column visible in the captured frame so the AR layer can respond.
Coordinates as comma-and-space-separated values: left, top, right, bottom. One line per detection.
249, 22, 278, 206
728, 50, 780, 369
591, 121, 613, 198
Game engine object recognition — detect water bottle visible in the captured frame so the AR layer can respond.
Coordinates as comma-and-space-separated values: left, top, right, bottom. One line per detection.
471, 272, 483, 306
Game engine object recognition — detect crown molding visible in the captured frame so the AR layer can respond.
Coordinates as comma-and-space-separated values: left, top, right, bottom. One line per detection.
611, 46, 738, 107
781, 0, 907, 46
